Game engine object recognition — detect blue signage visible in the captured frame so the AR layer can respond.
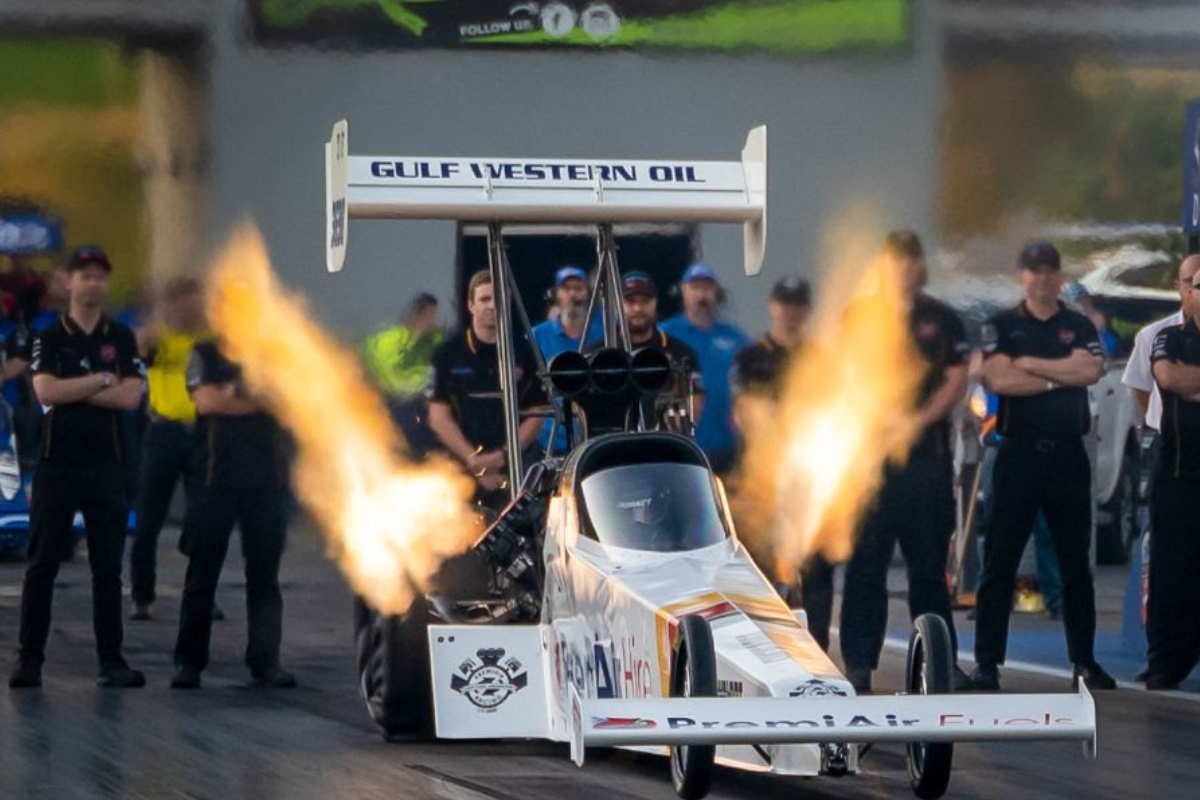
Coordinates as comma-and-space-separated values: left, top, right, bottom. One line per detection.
0, 212, 64, 255
1182, 99, 1200, 235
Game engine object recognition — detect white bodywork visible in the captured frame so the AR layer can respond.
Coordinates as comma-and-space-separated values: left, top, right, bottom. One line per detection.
427, 457, 1097, 777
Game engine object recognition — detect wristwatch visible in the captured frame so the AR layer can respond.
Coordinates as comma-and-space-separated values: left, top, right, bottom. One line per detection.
101, 373, 114, 388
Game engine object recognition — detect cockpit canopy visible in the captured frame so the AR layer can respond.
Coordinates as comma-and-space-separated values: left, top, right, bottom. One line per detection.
579, 462, 729, 553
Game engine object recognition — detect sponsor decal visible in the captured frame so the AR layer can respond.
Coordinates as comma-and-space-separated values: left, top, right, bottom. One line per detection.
789, 678, 847, 698
717, 678, 744, 698
329, 198, 346, 248
658, 712, 1078, 730
595, 636, 654, 699
450, 648, 528, 711
368, 159, 706, 184
591, 716, 657, 730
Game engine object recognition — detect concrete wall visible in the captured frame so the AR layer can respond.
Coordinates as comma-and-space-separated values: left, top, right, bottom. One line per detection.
204, 0, 944, 339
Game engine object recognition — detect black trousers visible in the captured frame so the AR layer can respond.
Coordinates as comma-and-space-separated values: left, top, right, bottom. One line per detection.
800, 556, 834, 652
174, 485, 288, 673
1147, 469, 1200, 682
129, 419, 196, 605
18, 460, 128, 666
974, 437, 1096, 668
840, 446, 958, 670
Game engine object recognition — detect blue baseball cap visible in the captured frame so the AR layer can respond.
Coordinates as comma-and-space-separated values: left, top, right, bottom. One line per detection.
554, 265, 588, 287
681, 263, 718, 284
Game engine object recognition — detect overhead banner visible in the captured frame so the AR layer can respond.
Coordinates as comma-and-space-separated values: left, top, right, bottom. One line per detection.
249, 0, 909, 54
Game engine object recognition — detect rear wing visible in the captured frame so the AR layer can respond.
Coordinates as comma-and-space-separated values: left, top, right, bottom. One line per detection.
324, 120, 767, 275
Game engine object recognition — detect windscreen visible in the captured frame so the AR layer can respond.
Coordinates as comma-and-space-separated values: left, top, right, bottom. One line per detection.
579, 462, 728, 552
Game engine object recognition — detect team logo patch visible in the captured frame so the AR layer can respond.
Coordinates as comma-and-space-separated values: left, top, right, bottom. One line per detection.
591, 717, 657, 730
450, 648, 528, 711
916, 320, 939, 340
100, 344, 117, 363
789, 678, 848, 697
1058, 328, 1077, 345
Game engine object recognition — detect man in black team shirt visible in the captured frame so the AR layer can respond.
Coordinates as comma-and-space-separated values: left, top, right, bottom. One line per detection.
621, 272, 705, 432
9, 246, 147, 689
1144, 273, 1200, 690
170, 340, 295, 690
731, 276, 834, 647
968, 242, 1115, 692
426, 271, 547, 509
838, 231, 971, 692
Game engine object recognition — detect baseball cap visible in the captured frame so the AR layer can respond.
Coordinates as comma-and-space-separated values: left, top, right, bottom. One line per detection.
1018, 242, 1061, 271
770, 275, 812, 305
622, 271, 657, 298
884, 229, 924, 260
554, 265, 587, 287
66, 245, 112, 272
681, 263, 718, 284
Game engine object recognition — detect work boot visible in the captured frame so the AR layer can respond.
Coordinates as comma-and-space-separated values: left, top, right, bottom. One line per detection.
97, 659, 146, 689
845, 666, 871, 694
952, 665, 971, 691
251, 665, 297, 689
966, 664, 1000, 691
1144, 672, 1181, 692
1072, 662, 1116, 691
170, 664, 202, 689
212, 602, 226, 622
129, 602, 152, 621
8, 660, 42, 689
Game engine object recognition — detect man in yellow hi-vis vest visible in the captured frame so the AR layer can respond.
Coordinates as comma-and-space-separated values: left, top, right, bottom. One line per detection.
128, 278, 208, 621
361, 293, 442, 453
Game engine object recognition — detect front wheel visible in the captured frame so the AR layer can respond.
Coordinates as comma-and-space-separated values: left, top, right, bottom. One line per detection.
906, 614, 954, 799
670, 614, 717, 800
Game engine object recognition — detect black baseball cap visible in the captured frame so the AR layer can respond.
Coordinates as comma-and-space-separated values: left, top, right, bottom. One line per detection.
770, 275, 811, 306
66, 245, 112, 273
884, 229, 924, 260
1019, 242, 1061, 271
622, 271, 657, 298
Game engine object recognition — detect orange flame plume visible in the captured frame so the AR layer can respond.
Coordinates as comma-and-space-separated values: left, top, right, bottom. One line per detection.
205, 223, 480, 615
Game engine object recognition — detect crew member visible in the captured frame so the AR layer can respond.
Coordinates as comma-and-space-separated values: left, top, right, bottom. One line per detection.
128, 277, 207, 621
731, 276, 832, 647
171, 340, 295, 689
426, 271, 547, 509
622, 271, 705, 431
1144, 272, 1200, 690
531, 266, 600, 453
1123, 255, 1200, 430
660, 264, 749, 473
9, 246, 147, 689
968, 242, 1115, 692
838, 232, 970, 691
361, 292, 443, 454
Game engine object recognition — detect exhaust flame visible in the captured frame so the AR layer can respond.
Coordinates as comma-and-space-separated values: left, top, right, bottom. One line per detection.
737, 216, 926, 576
205, 223, 480, 615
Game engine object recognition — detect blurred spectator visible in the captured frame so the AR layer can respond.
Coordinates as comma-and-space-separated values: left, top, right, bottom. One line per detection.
170, 340, 296, 690
426, 271, 547, 509
660, 264, 749, 473
9, 246, 147, 689
1144, 269, 1200, 690
127, 277, 207, 621
1123, 255, 1200, 430
621, 271, 705, 433
361, 292, 443, 454
731, 276, 831, 647
0, 253, 47, 322
1065, 283, 1118, 357
838, 231, 969, 691
969, 242, 1114, 692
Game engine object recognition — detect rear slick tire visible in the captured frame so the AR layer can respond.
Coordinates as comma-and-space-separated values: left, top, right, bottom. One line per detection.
906, 613, 954, 799
669, 614, 717, 800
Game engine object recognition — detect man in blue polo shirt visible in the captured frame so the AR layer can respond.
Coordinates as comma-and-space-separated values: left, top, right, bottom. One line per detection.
660, 264, 749, 473
530, 266, 601, 454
